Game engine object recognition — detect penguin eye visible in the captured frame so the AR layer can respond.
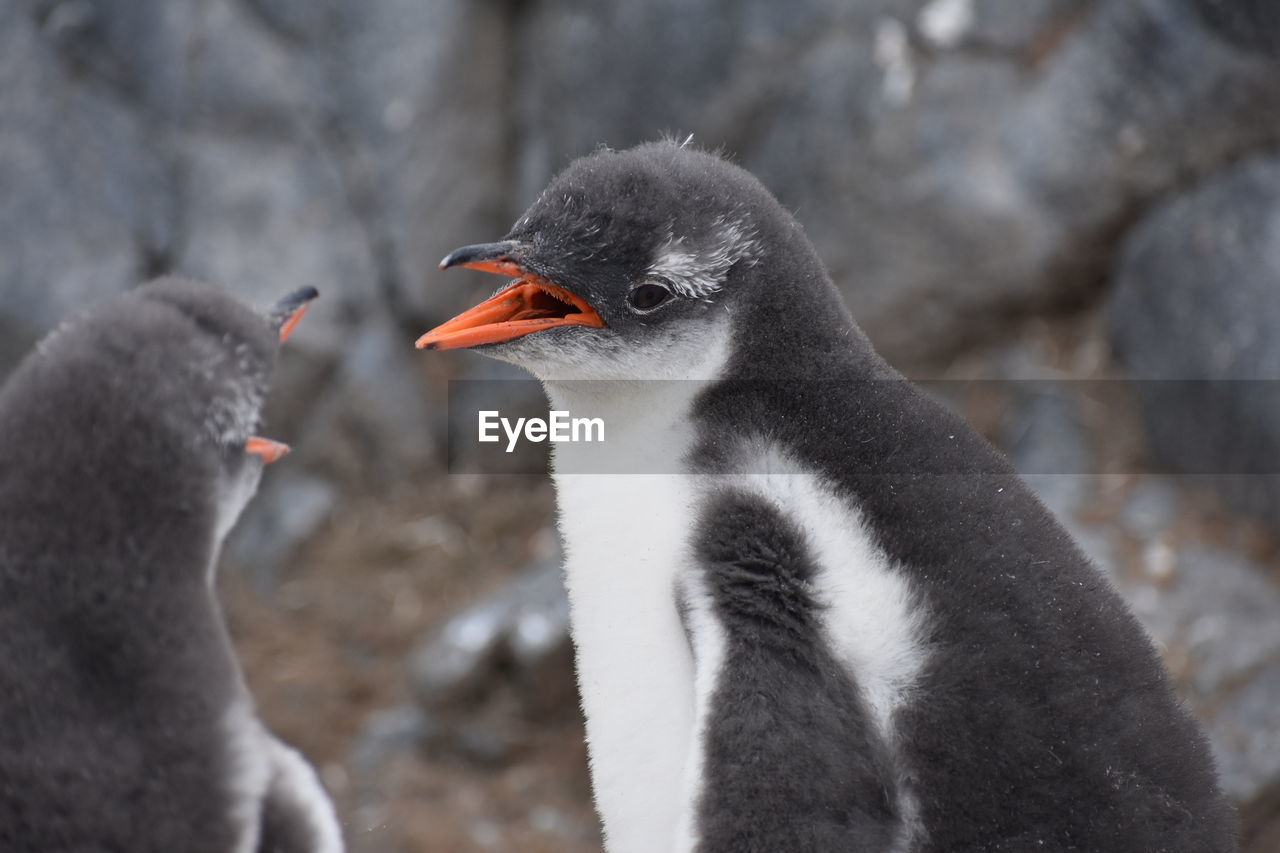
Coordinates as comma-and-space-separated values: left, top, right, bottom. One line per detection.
627, 282, 673, 313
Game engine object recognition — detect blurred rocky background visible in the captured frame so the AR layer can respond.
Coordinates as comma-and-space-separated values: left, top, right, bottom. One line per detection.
3, 0, 1279, 849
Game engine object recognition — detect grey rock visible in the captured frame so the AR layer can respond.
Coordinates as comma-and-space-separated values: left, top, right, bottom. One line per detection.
399, 549, 573, 766
528, 805, 595, 845
1005, 382, 1092, 465
1117, 478, 1180, 541
38, 0, 318, 131
1191, 0, 1280, 55
949, 0, 1087, 51
1002, 383, 1105, 561
513, 0, 1280, 365
243, 0, 343, 45
1204, 665, 1280, 816
349, 703, 436, 774
0, 6, 168, 340
10, 0, 1280, 571
303, 318, 442, 485
409, 551, 570, 713
172, 127, 441, 570
409, 585, 515, 709
1166, 545, 1280, 702
353, 704, 524, 772
1, 0, 497, 571
176, 130, 378, 333
1108, 154, 1280, 532
194, 168, 436, 477
224, 470, 338, 590
452, 724, 520, 767
327, 0, 511, 327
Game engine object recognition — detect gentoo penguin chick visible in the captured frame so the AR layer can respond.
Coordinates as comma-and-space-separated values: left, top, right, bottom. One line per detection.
418, 142, 1236, 852
0, 278, 343, 853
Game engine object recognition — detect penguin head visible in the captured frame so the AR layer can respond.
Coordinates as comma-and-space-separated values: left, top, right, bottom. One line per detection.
0, 277, 316, 552
131, 278, 316, 540
418, 141, 829, 381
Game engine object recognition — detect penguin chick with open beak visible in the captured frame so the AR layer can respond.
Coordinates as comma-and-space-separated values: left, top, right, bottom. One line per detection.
420, 142, 1235, 853
0, 277, 342, 853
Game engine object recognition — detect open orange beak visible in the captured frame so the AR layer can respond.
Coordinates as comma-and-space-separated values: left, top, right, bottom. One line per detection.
416, 242, 606, 351
245, 286, 319, 463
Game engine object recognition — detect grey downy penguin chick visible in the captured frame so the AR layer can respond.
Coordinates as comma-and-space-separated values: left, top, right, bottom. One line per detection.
0, 277, 343, 853
417, 142, 1236, 853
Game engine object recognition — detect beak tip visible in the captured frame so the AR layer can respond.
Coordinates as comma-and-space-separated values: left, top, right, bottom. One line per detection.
438, 241, 527, 275
272, 287, 319, 342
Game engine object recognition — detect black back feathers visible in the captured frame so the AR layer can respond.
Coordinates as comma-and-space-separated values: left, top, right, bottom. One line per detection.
0, 277, 338, 853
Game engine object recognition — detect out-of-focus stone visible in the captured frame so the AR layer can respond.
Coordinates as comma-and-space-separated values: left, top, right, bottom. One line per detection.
349, 703, 436, 775
38, 0, 319, 130
0, 5, 168, 339
10, 0, 1280, 573
1108, 154, 1280, 534
1212, 669, 1280, 848
409, 552, 571, 715
1004, 387, 1092, 505
326, 0, 511, 328
177, 131, 377, 337
2, 0, 506, 574
957, 0, 1083, 50
225, 470, 339, 591
173, 128, 442, 569
1165, 546, 1280, 701
395, 549, 574, 766
409, 587, 516, 709
512, 0, 1280, 366
1191, 0, 1280, 55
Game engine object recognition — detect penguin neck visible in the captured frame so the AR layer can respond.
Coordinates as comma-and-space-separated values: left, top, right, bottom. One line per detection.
0, 442, 222, 606
727, 246, 896, 383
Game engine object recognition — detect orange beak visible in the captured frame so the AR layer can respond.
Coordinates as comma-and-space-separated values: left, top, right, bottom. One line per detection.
270, 286, 319, 343
245, 287, 319, 464
244, 436, 291, 464
416, 243, 605, 351
278, 302, 309, 342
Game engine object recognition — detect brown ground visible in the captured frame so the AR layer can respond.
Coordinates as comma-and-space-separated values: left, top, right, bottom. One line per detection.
221, 474, 604, 853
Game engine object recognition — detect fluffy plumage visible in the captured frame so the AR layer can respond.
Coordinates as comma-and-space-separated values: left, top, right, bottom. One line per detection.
427, 142, 1236, 852
0, 277, 341, 853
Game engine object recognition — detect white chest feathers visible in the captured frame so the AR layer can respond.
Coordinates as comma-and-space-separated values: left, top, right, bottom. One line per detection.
553, 429, 928, 853
222, 697, 344, 853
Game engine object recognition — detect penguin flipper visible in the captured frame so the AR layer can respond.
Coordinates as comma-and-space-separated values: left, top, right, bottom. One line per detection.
255, 736, 344, 853
674, 487, 904, 851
